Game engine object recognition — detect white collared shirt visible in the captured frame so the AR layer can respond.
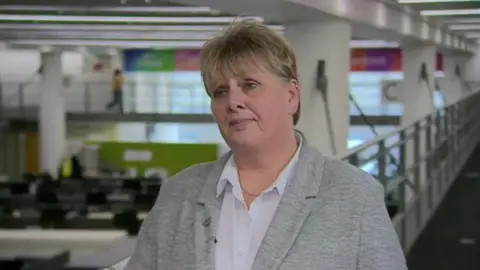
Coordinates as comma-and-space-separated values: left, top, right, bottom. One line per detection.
215, 137, 302, 270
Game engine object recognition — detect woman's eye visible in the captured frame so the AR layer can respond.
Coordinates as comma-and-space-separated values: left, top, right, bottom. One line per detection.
244, 82, 258, 90
212, 89, 227, 98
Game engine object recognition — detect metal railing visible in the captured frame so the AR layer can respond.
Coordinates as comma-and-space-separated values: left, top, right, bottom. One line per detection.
340, 89, 480, 252
1, 80, 420, 116
0, 81, 211, 114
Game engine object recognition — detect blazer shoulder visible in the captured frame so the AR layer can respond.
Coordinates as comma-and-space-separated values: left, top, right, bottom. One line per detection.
319, 153, 383, 195
161, 161, 217, 197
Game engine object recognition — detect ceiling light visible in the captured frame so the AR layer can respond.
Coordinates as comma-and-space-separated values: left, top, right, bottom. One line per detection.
442, 18, 480, 24
0, 23, 284, 32
8, 39, 206, 48
0, 14, 263, 23
1, 31, 221, 40
449, 24, 480, 31
0, 5, 215, 14
350, 40, 399, 48
399, 0, 474, 3
421, 9, 480, 16
464, 33, 480, 39
2, 30, 284, 40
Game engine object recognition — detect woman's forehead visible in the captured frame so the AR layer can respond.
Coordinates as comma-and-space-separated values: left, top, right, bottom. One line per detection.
211, 59, 268, 82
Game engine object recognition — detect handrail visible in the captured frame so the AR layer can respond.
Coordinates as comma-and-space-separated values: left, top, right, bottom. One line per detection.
3, 89, 24, 106
339, 88, 480, 253
340, 89, 479, 160
0, 68, 41, 108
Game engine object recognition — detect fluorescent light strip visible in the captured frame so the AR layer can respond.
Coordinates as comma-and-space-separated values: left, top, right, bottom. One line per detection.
422, 9, 480, 16
0, 5, 215, 13
349, 40, 399, 48
0, 14, 263, 23
7, 38, 401, 49
8, 39, 206, 48
4, 29, 285, 39
449, 24, 480, 31
442, 18, 480, 24
399, 0, 474, 3
0, 23, 284, 32
2, 31, 221, 40
464, 33, 480, 38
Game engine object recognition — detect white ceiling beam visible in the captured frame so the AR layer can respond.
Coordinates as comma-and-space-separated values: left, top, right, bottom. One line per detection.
399, 0, 474, 3
0, 5, 217, 14
0, 14, 263, 23
0, 23, 283, 32
422, 9, 480, 16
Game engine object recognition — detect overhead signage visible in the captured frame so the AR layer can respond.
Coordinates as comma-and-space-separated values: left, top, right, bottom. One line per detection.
123, 49, 176, 72
351, 48, 444, 72
123, 49, 202, 72
175, 49, 201, 71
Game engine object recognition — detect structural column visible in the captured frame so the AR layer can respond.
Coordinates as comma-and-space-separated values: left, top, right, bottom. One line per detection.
401, 44, 436, 124
442, 55, 466, 105
284, 20, 351, 156
465, 47, 480, 88
400, 44, 437, 218
39, 50, 66, 175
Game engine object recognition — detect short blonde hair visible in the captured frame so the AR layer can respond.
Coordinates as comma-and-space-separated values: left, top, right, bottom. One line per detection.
200, 19, 300, 125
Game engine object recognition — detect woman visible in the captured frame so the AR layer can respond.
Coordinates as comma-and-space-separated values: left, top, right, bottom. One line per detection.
125, 19, 406, 270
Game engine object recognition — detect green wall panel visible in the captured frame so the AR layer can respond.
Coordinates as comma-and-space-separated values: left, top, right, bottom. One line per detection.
89, 142, 219, 177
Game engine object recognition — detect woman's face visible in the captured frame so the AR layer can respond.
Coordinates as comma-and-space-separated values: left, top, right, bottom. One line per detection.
209, 62, 299, 149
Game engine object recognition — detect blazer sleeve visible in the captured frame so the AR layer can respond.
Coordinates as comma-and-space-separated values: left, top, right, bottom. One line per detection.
124, 197, 160, 270
124, 178, 178, 270
357, 182, 407, 270
124, 169, 193, 270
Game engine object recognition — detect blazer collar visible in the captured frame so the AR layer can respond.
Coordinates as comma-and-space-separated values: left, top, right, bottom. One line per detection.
194, 131, 328, 270
194, 153, 229, 270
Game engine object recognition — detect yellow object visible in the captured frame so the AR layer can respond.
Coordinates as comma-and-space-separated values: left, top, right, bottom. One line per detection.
113, 74, 124, 91
62, 158, 72, 178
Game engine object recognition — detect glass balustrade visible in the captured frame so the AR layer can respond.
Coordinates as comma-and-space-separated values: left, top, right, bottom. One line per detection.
1, 80, 441, 116
0, 81, 211, 114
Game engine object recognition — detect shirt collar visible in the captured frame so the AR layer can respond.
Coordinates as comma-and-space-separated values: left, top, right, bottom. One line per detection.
216, 133, 303, 197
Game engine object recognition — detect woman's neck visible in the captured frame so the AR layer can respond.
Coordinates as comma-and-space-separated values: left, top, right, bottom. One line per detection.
234, 130, 299, 173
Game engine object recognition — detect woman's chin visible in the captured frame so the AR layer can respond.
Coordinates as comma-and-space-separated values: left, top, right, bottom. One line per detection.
226, 132, 262, 149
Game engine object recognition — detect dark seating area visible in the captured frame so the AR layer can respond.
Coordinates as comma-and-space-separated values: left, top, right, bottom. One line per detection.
0, 251, 108, 270
0, 173, 163, 235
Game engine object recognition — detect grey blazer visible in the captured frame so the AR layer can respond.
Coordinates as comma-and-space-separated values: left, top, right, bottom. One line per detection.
125, 141, 407, 270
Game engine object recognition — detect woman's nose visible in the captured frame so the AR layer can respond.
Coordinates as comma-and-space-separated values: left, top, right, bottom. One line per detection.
226, 86, 247, 111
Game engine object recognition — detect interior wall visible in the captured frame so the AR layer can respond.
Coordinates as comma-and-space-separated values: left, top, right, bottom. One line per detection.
0, 49, 84, 82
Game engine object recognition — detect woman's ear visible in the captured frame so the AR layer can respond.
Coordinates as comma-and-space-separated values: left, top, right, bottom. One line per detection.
288, 79, 300, 114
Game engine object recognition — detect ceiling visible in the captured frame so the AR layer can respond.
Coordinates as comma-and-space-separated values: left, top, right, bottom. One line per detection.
0, 0, 478, 51
398, 0, 480, 41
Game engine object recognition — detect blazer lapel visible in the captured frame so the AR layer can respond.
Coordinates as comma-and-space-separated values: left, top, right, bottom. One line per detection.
194, 153, 230, 270
252, 145, 326, 270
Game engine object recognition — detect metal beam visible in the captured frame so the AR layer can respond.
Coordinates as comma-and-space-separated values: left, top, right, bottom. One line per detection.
0, 23, 283, 31
3, 110, 401, 126
0, 14, 262, 23
0, 5, 216, 14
